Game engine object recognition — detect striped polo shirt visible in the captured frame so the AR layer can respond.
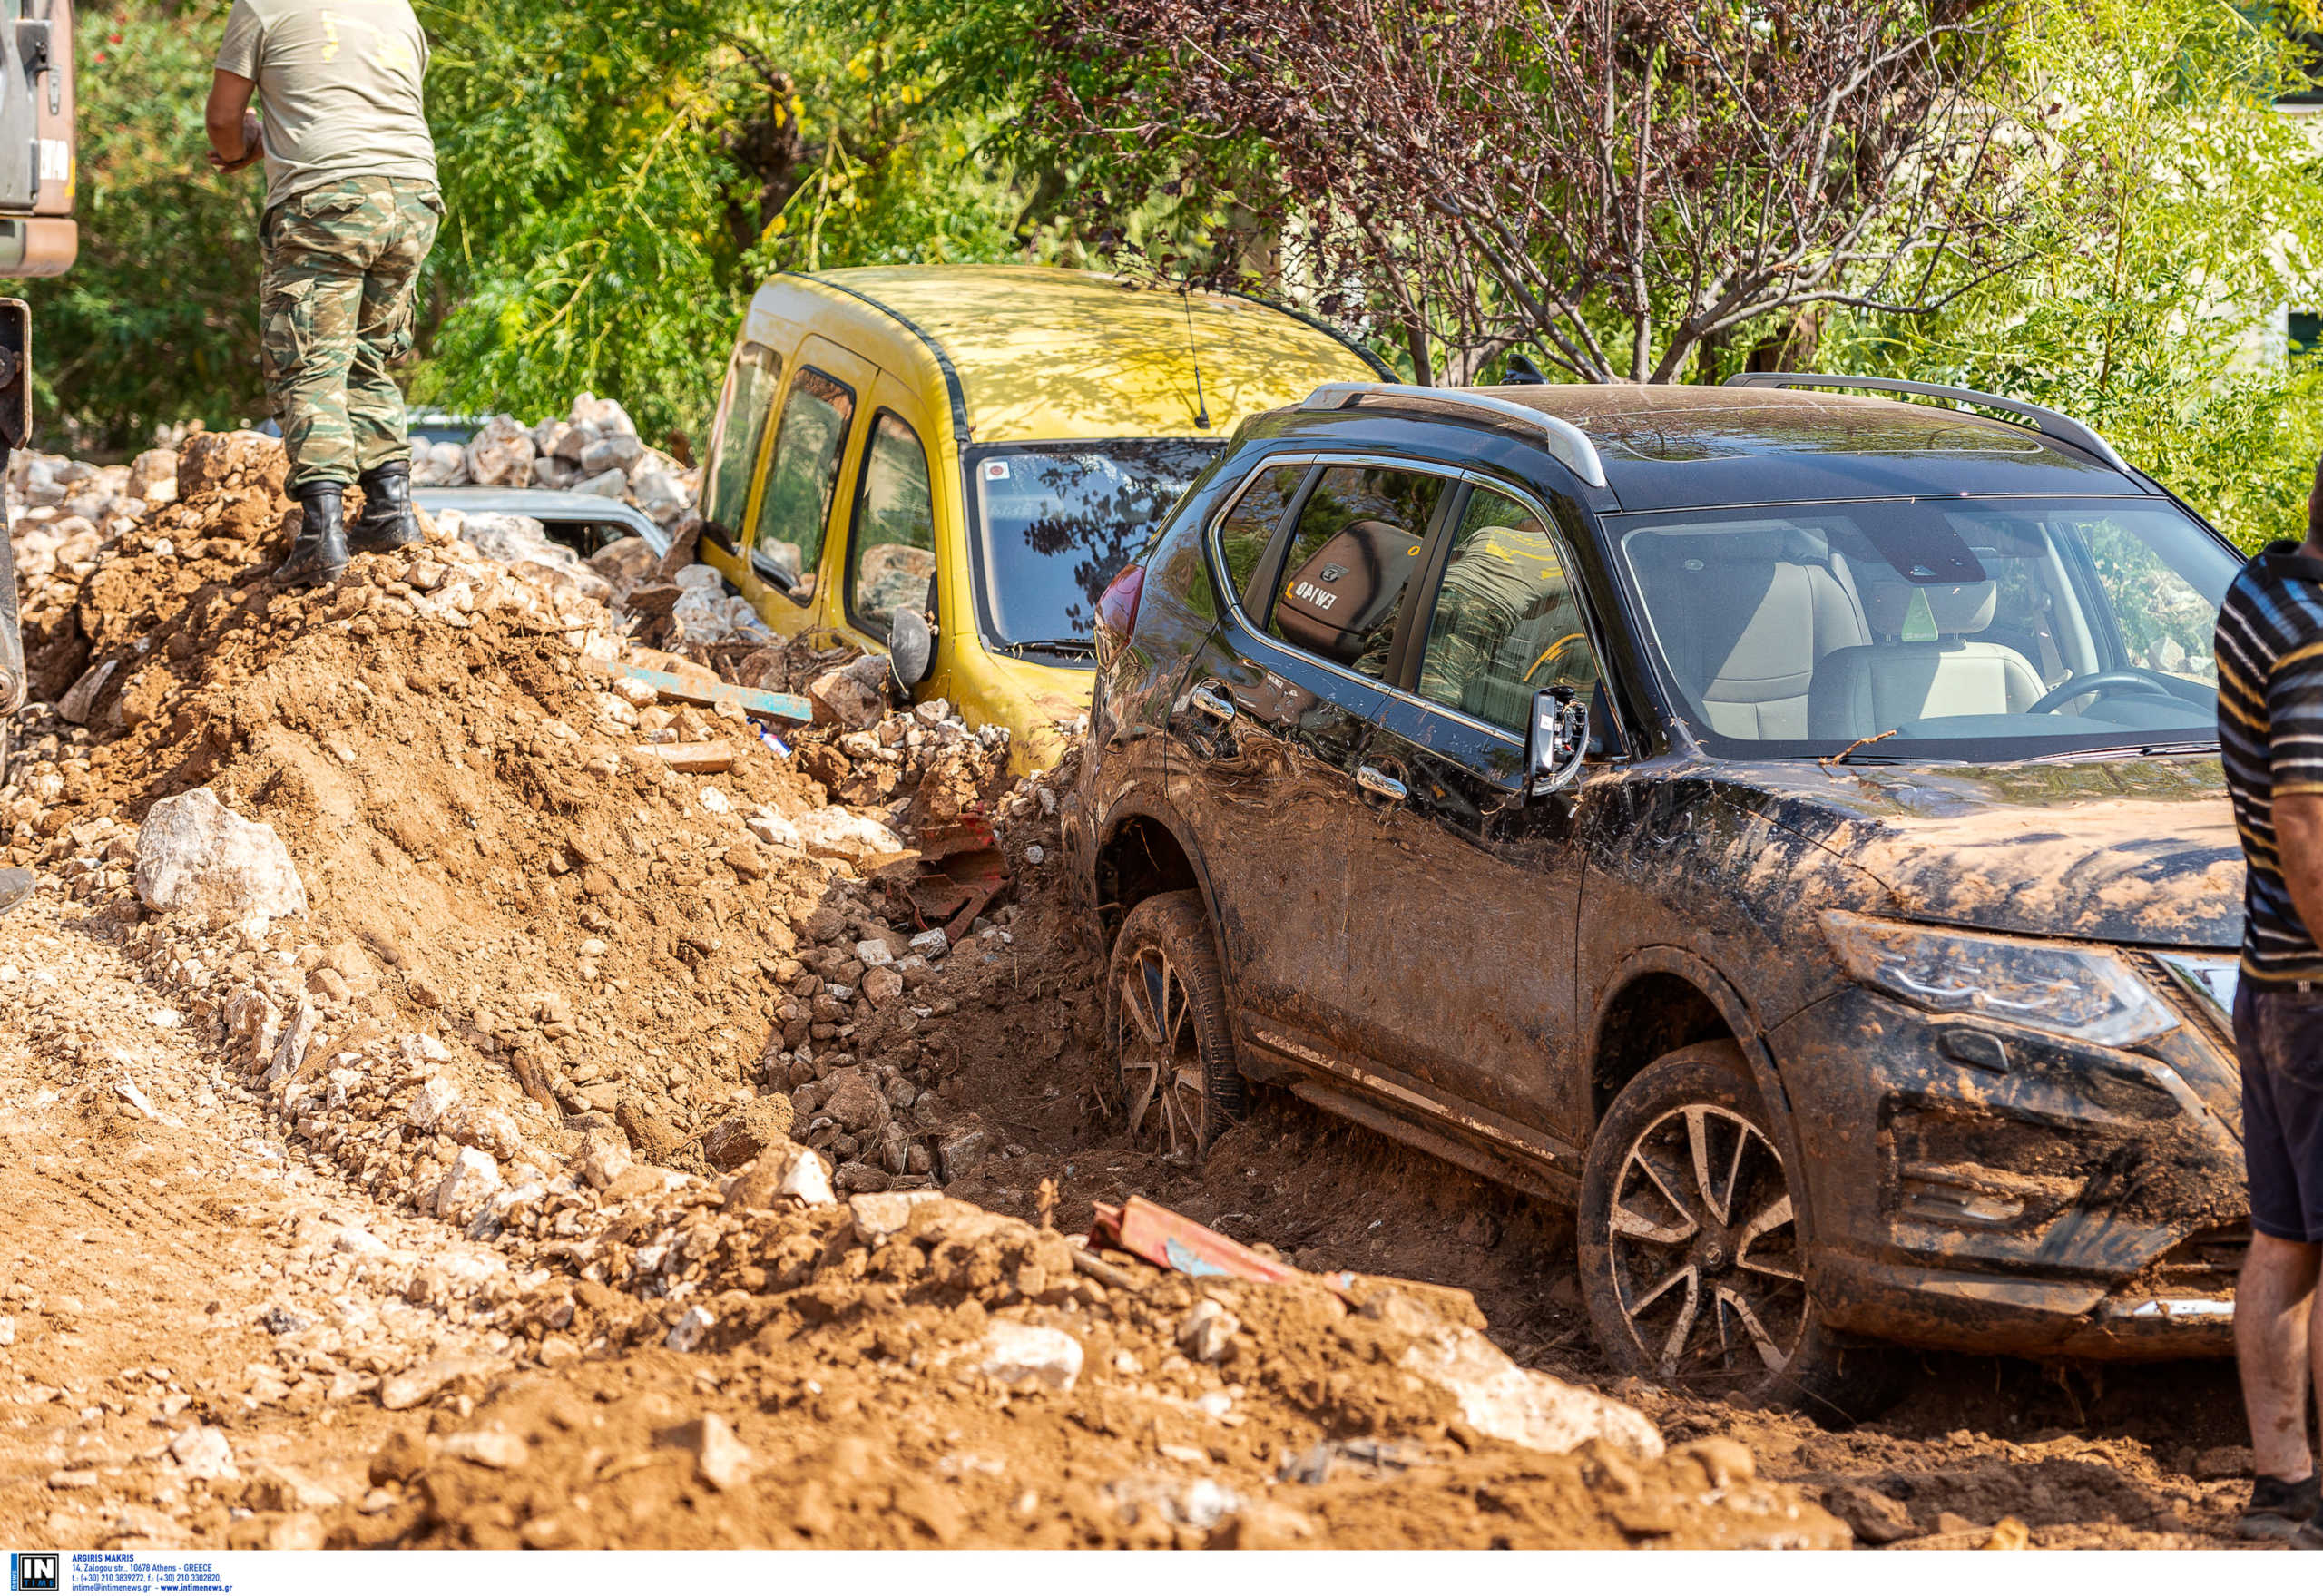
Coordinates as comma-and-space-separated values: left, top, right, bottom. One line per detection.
2218, 540, 2323, 985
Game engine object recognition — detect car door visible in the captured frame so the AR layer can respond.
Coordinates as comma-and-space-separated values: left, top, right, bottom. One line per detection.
1168, 457, 1458, 1051
1338, 478, 1614, 1152
835, 374, 941, 656
734, 335, 877, 638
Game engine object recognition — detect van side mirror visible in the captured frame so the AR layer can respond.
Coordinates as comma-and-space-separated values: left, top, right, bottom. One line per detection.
888, 604, 933, 690
1528, 686, 1588, 796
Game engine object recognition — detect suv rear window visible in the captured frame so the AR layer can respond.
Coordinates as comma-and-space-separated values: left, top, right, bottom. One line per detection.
1265, 465, 1448, 678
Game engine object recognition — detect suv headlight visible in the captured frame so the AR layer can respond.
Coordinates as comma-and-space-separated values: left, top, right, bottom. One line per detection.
1819, 911, 2177, 1048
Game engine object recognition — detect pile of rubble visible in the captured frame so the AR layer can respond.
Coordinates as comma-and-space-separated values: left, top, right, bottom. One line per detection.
0, 427, 1852, 1547
409, 394, 697, 534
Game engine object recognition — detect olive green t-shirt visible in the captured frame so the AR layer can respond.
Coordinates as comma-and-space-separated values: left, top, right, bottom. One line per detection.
215, 0, 436, 211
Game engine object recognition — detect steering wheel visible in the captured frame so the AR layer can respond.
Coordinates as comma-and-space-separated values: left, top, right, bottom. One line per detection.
2026, 668, 2181, 717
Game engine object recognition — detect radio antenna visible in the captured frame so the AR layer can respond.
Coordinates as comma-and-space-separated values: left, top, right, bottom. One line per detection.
1181, 288, 1211, 430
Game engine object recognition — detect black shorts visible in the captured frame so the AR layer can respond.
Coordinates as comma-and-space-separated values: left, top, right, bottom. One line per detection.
2235, 982, 2323, 1243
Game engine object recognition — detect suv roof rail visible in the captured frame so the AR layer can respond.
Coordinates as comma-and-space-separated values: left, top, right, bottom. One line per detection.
1301, 381, 1609, 488
1723, 372, 2131, 473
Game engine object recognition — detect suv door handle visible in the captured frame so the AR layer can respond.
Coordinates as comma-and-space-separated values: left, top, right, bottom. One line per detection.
1357, 765, 1407, 802
1191, 684, 1236, 722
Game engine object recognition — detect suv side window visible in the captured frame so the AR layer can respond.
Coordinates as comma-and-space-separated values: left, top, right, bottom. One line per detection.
848, 412, 936, 637
752, 367, 856, 599
1416, 486, 1601, 734
700, 343, 780, 542
1266, 465, 1449, 679
1212, 463, 1307, 612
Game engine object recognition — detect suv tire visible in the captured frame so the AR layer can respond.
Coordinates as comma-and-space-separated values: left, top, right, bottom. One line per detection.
1578, 1041, 1901, 1423
1106, 889, 1243, 1160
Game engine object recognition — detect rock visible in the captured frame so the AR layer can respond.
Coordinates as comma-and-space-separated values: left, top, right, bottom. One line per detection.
834, 1160, 891, 1194
571, 467, 628, 499
855, 938, 896, 967
666, 1306, 716, 1353
445, 1102, 523, 1160
442, 1429, 531, 1470
463, 415, 536, 487
936, 1122, 991, 1183
976, 1322, 1083, 1392
431, 1146, 502, 1220
700, 1096, 797, 1171
579, 431, 644, 475
674, 1414, 752, 1491
807, 667, 887, 731
407, 1076, 459, 1131
409, 438, 464, 485
792, 808, 906, 863
631, 467, 691, 525
700, 786, 731, 816
907, 929, 949, 959
1822, 1482, 1916, 1544
176, 429, 286, 500
861, 965, 905, 1004
132, 788, 309, 929
532, 418, 573, 459
571, 392, 637, 436
848, 1190, 945, 1244
775, 1147, 835, 1205
746, 809, 800, 850
1177, 1298, 1239, 1363
573, 1127, 632, 1190
246, 1464, 339, 1513
127, 447, 180, 504
820, 1069, 891, 1133
554, 420, 600, 463
378, 1356, 493, 1412
169, 1425, 238, 1481
1399, 1325, 1661, 1458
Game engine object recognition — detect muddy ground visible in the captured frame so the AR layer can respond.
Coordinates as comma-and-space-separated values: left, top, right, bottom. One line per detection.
0, 434, 2272, 1550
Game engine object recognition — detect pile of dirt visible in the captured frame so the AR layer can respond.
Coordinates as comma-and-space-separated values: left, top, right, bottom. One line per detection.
0, 430, 1857, 1547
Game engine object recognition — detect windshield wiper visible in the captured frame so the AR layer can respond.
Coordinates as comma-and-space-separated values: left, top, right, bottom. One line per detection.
2014, 739, 2219, 767
998, 638, 1097, 660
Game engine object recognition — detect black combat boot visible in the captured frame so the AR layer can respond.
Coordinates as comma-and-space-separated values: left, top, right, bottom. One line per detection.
348, 458, 420, 553
273, 481, 348, 586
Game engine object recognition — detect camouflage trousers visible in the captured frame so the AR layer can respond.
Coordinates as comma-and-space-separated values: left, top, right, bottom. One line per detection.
260, 176, 442, 493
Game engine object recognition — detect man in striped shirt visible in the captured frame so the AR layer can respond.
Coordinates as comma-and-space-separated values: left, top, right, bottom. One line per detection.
2217, 466, 2323, 1542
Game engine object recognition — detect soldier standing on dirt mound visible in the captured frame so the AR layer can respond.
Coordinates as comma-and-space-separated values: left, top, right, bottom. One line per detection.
203, 0, 441, 586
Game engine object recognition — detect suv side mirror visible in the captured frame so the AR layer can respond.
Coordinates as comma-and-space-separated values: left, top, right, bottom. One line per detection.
888, 604, 933, 690
1528, 686, 1588, 796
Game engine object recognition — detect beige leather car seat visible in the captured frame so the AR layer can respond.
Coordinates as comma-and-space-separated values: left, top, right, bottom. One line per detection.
1631, 529, 1869, 739
1807, 580, 2045, 739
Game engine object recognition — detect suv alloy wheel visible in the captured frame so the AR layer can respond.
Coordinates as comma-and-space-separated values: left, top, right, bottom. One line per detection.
1106, 890, 1244, 1160
1578, 1042, 1902, 1421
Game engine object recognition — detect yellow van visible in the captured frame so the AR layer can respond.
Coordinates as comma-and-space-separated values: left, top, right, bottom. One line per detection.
694, 265, 1387, 771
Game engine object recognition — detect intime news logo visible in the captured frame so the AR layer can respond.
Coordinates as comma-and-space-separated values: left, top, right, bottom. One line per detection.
9, 1553, 57, 1591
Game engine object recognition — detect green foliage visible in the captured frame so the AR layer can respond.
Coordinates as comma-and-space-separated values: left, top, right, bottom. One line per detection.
24, 2, 269, 454
1828, 0, 2323, 549
413, 1, 1030, 447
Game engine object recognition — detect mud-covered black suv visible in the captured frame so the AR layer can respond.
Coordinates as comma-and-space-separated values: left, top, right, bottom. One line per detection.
1062, 375, 2250, 1416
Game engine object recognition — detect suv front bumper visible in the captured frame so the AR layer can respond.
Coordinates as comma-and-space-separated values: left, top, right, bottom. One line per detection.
1767, 984, 2247, 1361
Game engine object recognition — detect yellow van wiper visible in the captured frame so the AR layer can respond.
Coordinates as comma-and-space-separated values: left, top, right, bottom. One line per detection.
999, 638, 1097, 660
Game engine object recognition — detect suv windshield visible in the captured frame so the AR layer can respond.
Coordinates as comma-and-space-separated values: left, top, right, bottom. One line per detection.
1611, 496, 2235, 761
972, 440, 1223, 655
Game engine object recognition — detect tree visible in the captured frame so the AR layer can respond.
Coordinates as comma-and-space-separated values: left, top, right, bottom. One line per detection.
22, 1, 268, 454
1021, 0, 2025, 385
413, 0, 1030, 445
1832, 0, 2323, 546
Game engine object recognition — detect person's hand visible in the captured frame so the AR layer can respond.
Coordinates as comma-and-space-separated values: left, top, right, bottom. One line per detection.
207, 111, 262, 172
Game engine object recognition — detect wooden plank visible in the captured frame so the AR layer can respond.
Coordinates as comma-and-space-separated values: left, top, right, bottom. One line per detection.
633, 740, 738, 773
613, 661, 811, 723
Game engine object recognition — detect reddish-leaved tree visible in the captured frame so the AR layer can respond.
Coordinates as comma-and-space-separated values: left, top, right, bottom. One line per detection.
1035, 0, 2022, 383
